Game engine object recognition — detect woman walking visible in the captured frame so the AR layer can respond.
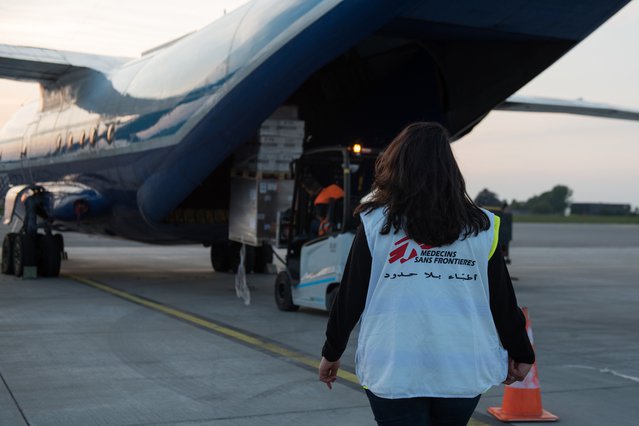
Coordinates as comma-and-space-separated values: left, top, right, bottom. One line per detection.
318, 122, 534, 425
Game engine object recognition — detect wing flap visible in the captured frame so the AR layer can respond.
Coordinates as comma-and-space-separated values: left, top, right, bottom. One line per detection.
498, 95, 639, 122
0, 44, 132, 82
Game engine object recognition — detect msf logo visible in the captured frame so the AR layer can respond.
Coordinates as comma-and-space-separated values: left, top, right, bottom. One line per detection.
389, 236, 433, 264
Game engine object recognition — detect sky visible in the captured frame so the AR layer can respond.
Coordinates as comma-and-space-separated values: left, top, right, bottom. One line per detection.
1, 0, 638, 208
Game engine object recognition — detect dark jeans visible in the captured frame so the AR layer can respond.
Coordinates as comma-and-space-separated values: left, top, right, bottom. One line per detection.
365, 389, 480, 426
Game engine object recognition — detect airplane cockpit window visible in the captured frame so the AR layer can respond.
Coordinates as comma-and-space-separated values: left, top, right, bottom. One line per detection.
67, 134, 74, 150
79, 130, 86, 147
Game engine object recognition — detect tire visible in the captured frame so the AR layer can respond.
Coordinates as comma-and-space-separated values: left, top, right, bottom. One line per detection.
326, 286, 339, 311
13, 234, 37, 278
38, 235, 62, 277
211, 242, 255, 273
210, 243, 230, 272
253, 243, 273, 273
230, 243, 255, 274
274, 271, 298, 311
54, 234, 64, 253
1, 233, 17, 275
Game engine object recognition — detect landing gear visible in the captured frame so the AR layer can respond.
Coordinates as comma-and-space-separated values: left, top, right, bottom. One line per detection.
1, 233, 62, 278
229, 243, 254, 273
210, 242, 254, 273
12, 234, 37, 277
253, 244, 273, 273
1, 233, 17, 274
1, 185, 63, 278
38, 234, 62, 277
210, 242, 231, 272
210, 241, 272, 273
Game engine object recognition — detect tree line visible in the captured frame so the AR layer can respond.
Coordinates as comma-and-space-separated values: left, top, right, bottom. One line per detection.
475, 185, 572, 215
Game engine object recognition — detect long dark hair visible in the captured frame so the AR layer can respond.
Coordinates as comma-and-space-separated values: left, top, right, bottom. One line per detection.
355, 122, 489, 246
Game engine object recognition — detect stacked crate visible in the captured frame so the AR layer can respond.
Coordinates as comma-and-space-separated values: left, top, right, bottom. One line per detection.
234, 106, 304, 175
229, 106, 300, 246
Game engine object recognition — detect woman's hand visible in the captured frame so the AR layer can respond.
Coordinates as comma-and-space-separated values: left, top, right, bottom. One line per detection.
503, 357, 533, 385
318, 357, 341, 389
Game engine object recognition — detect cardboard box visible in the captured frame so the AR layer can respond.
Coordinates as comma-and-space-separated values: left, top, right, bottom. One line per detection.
259, 119, 305, 138
258, 135, 304, 150
229, 176, 294, 246
256, 144, 303, 157
268, 105, 299, 119
234, 144, 302, 172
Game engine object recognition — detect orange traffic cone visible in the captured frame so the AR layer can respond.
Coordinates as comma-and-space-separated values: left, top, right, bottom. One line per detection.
488, 307, 559, 422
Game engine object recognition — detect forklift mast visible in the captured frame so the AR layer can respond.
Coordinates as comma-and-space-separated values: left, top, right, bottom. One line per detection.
286, 146, 378, 272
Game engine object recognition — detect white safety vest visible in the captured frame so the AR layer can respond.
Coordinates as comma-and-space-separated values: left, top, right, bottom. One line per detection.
357, 208, 508, 398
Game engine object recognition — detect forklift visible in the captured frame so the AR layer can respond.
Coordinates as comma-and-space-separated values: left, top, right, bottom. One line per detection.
274, 144, 379, 311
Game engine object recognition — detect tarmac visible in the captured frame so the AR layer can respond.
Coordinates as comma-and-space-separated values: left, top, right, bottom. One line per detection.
0, 222, 638, 425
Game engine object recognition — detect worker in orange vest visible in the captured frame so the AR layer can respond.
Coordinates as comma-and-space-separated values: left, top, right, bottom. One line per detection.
314, 184, 344, 236
302, 177, 344, 236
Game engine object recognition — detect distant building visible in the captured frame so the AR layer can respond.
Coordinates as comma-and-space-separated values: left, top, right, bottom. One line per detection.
570, 203, 631, 216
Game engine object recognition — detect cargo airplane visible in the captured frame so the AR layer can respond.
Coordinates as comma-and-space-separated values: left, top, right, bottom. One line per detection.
1, 0, 637, 277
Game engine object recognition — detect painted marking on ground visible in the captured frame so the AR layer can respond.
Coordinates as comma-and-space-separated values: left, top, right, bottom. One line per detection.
66, 274, 490, 426
65, 274, 358, 384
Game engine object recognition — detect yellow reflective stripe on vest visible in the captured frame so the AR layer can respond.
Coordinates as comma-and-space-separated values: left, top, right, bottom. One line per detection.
489, 215, 500, 259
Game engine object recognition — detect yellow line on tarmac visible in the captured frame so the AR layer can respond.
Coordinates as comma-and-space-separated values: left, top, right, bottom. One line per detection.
66, 274, 490, 426
65, 274, 359, 384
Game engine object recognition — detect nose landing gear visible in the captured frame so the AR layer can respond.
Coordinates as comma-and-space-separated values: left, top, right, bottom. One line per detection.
1, 186, 63, 278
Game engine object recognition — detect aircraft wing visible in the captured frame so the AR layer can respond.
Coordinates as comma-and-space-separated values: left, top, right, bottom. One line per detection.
497, 95, 639, 122
0, 44, 132, 82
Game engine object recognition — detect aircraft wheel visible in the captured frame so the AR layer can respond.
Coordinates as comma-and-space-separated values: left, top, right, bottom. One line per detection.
210, 243, 230, 272
54, 234, 64, 253
38, 235, 62, 277
1, 233, 17, 275
229, 242, 255, 274
274, 271, 298, 311
326, 286, 339, 311
13, 234, 37, 278
253, 243, 273, 273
